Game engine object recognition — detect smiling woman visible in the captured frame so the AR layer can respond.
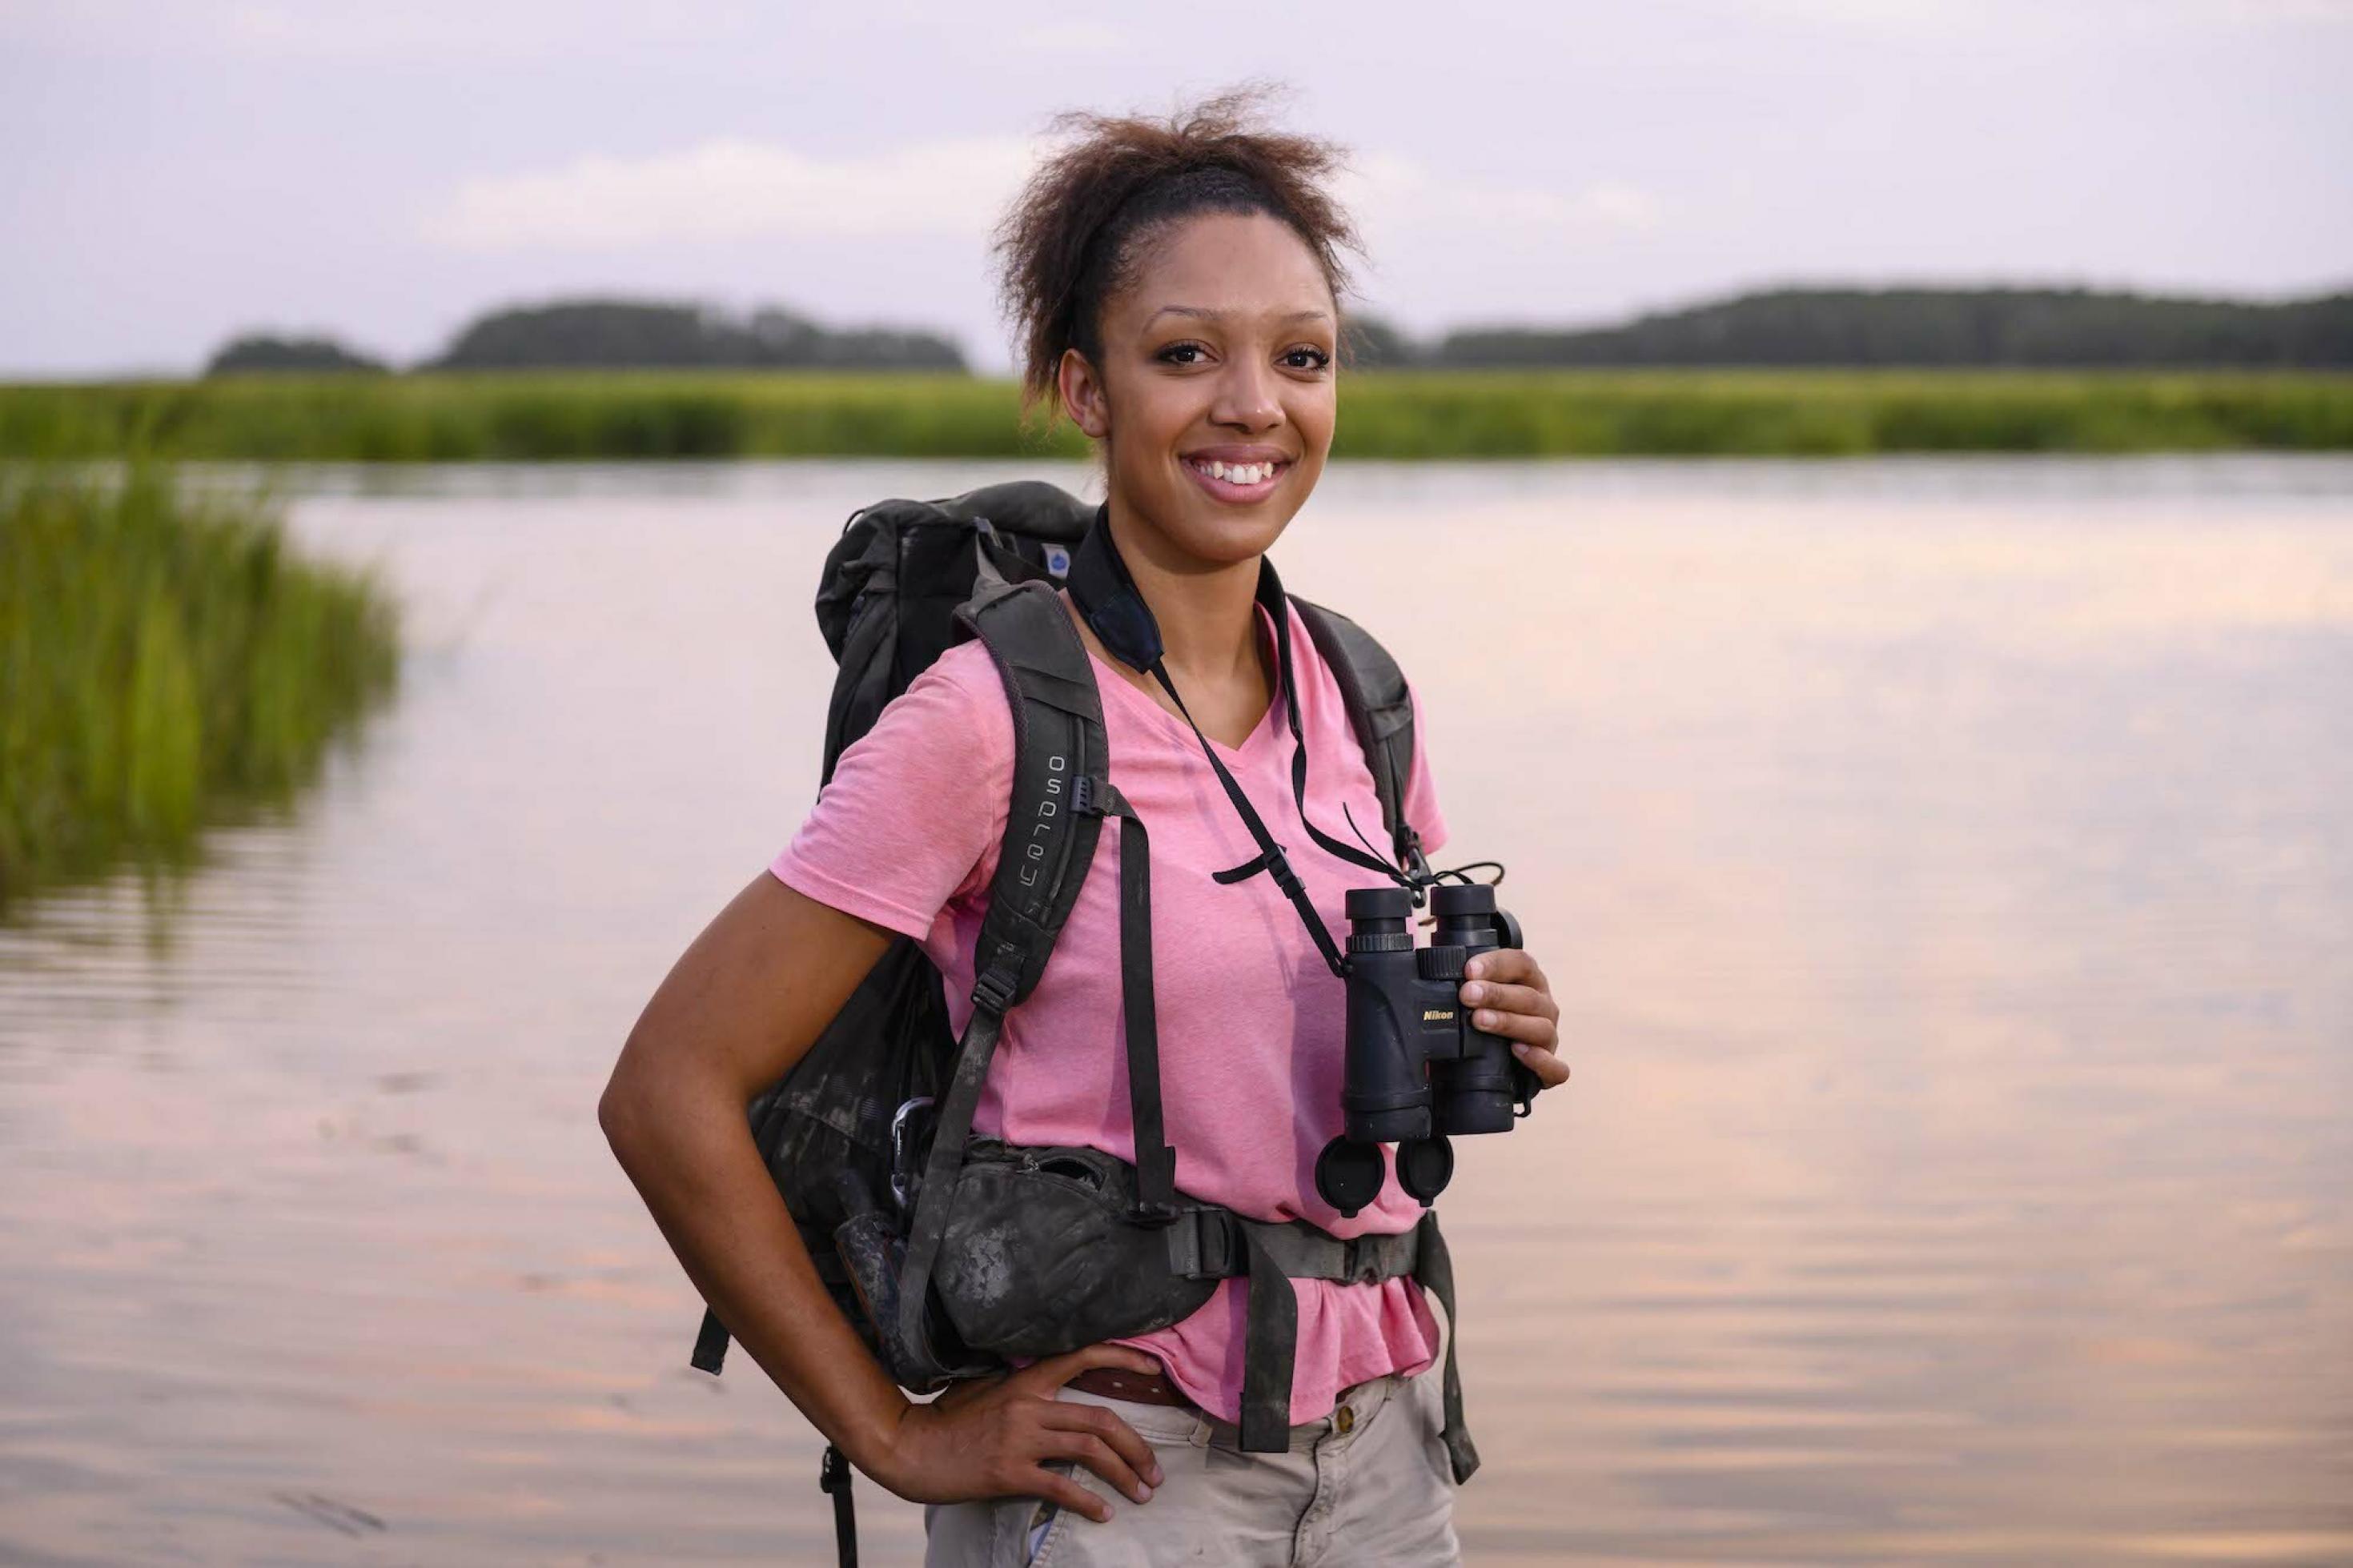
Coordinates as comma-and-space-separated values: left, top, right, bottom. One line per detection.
600, 86, 1567, 1568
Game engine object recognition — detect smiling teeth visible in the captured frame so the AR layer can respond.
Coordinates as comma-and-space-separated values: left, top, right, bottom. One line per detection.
1200, 460, 1275, 484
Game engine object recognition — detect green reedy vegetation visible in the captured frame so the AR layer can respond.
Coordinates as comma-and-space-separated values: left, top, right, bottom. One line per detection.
0, 461, 400, 907
1333, 371, 2353, 456
3, 371, 2350, 462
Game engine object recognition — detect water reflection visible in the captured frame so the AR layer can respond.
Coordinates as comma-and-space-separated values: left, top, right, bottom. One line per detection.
2, 459, 2349, 1565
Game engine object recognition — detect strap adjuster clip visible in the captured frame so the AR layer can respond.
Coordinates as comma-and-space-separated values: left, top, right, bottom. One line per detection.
970, 960, 1018, 1016
1167, 1207, 1240, 1280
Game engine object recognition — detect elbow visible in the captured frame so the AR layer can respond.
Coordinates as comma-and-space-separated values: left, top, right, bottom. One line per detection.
598, 1052, 653, 1173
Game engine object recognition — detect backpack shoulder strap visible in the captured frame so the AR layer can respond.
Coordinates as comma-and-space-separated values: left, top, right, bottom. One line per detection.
955, 577, 1110, 1005
958, 574, 1173, 1209
892, 577, 1158, 1375
1291, 597, 1423, 869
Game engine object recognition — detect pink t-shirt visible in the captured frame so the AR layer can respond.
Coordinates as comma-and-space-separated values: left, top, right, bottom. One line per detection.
771, 595, 1449, 1424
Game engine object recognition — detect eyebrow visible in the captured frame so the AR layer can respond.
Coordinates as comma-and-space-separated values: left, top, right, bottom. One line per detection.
1145, 306, 1334, 328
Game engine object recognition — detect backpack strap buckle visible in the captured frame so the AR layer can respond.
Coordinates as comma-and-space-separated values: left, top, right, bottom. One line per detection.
970, 958, 1019, 1017
1165, 1206, 1242, 1281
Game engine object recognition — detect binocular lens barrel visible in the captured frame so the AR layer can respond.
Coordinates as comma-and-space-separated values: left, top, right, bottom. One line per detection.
1323, 878, 1526, 1215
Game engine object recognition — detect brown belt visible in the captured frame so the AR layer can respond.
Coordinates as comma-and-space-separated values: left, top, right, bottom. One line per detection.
1066, 1365, 1196, 1409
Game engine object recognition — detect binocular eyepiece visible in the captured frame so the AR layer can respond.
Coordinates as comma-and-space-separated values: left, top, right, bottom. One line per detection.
1315, 881, 1532, 1217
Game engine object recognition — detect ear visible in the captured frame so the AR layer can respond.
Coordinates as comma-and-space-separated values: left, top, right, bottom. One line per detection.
1056, 348, 1110, 440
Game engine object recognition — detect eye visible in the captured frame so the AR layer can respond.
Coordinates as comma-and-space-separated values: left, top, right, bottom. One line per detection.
1155, 342, 1209, 366
1283, 347, 1333, 371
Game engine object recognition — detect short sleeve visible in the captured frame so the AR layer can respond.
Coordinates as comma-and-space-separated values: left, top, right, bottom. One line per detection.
1401, 683, 1449, 857
769, 644, 1012, 942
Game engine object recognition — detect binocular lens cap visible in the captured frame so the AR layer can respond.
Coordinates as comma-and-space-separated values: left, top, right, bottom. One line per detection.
1397, 1135, 1456, 1205
1314, 1137, 1387, 1219
1345, 886, 1413, 921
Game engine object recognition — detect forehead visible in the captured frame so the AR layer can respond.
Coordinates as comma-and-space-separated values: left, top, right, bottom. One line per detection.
1111, 210, 1335, 327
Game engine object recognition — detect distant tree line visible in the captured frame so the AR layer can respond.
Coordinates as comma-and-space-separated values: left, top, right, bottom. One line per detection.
207, 285, 2353, 377
1347, 287, 2353, 369
208, 335, 389, 375
206, 299, 966, 376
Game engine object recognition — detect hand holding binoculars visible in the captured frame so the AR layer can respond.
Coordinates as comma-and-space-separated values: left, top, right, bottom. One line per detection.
1314, 881, 1536, 1218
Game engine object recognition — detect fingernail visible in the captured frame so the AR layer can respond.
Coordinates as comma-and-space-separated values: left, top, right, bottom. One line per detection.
1146, 1462, 1165, 1486
1476, 1009, 1498, 1028
1461, 982, 1484, 1004
1132, 1483, 1153, 1502
1511, 1041, 1531, 1058
1467, 957, 1484, 978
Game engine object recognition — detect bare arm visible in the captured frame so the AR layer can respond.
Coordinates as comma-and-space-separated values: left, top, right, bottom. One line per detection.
599, 872, 1163, 1517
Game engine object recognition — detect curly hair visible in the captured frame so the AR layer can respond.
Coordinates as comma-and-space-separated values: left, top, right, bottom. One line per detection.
993, 84, 1361, 417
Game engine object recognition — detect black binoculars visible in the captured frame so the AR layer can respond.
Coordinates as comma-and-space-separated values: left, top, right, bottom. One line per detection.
1314, 882, 1532, 1217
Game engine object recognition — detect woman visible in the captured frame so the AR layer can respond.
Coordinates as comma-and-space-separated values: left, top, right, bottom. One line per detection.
600, 90, 1568, 1566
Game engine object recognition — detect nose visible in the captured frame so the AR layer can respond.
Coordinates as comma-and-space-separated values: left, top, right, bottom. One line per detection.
1210, 357, 1283, 434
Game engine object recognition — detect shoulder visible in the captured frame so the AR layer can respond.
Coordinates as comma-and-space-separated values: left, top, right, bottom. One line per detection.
903, 637, 1010, 723
833, 637, 1014, 788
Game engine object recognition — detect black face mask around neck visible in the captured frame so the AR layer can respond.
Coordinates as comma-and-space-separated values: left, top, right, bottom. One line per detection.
1066, 502, 1293, 676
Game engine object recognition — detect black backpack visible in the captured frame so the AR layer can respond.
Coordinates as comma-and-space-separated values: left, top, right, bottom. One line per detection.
690, 479, 1427, 1382
685, 482, 1468, 1565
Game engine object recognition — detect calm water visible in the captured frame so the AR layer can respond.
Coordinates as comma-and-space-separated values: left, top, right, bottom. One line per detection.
3, 458, 2350, 1566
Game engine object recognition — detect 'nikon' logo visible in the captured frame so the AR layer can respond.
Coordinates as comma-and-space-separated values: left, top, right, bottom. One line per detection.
1423, 1008, 1455, 1022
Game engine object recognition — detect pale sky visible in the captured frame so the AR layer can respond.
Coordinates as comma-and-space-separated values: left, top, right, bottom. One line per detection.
2, 0, 2347, 377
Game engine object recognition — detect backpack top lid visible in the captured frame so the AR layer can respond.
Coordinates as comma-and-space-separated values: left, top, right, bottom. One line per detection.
814, 480, 1094, 664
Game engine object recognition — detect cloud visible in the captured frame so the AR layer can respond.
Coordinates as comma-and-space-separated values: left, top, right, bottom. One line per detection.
420, 135, 1039, 251
1011, 21, 1130, 50
1341, 153, 1665, 239
419, 134, 1665, 267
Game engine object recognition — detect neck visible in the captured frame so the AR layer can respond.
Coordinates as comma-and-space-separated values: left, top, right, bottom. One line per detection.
1104, 494, 1267, 687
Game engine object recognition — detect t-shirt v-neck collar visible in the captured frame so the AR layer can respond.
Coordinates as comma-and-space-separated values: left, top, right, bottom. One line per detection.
1083, 600, 1287, 765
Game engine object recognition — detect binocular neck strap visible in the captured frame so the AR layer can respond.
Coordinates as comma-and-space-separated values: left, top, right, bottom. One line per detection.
1067, 507, 1405, 981
1138, 652, 1350, 981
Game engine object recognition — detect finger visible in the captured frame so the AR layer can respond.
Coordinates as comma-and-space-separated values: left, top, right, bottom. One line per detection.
1024, 1464, 1116, 1526
1468, 1004, 1557, 1049
1511, 1040, 1572, 1088
1043, 1400, 1164, 1490
1020, 1341, 1162, 1392
1458, 978, 1557, 1024
1035, 1429, 1151, 1505
1465, 948, 1547, 990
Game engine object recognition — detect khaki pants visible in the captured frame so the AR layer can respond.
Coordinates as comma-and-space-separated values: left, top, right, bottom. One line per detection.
922, 1355, 1462, 1568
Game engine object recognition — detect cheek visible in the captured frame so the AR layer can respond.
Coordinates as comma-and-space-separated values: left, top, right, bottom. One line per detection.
1102, 376, 1187, 455
1294, 390, 1338, 456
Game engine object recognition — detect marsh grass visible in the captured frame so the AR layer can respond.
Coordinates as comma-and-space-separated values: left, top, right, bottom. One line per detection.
4, 370, 2350, 462
0, 460, 400, 908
